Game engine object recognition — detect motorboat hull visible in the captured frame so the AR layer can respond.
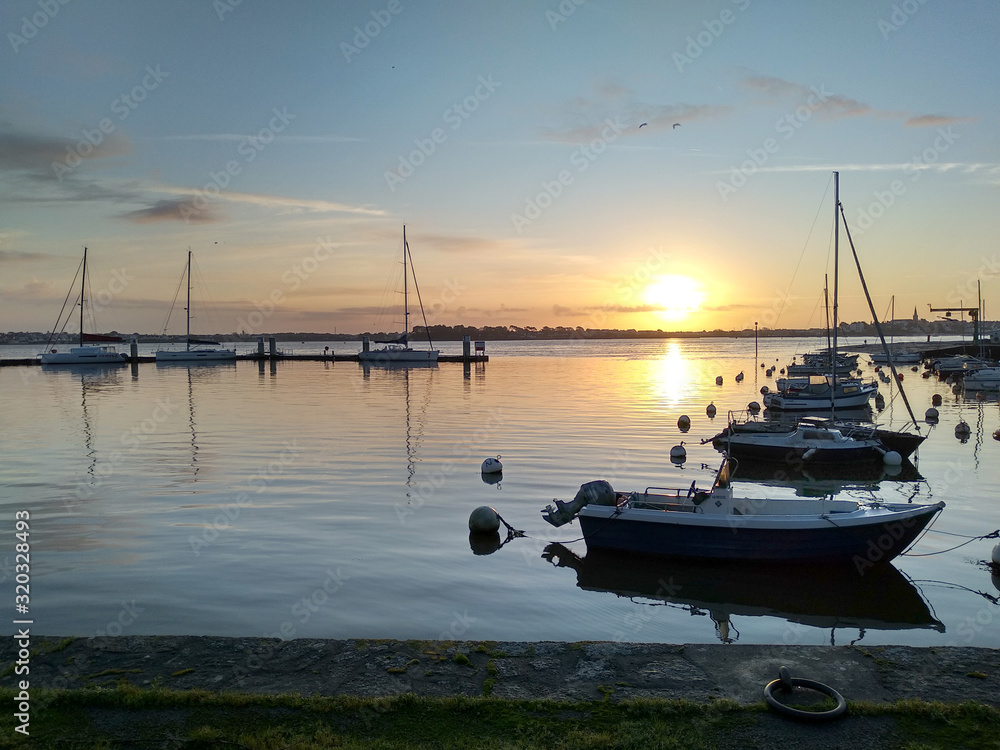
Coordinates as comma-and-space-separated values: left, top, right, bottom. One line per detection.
578, 499, 943, 564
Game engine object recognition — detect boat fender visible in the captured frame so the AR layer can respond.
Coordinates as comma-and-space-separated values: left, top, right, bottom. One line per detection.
748, 401, 761, 413
882, 451, 902, 466
763, 666, 847, 722
693, 491, 709, 506
801, 448, 817, 460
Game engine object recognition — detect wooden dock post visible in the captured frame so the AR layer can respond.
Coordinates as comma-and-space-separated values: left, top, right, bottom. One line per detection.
268, 337, 277, 359
463, 335, 471, 360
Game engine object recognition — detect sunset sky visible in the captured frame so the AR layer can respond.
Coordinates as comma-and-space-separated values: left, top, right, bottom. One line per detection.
2, 1, 998, 336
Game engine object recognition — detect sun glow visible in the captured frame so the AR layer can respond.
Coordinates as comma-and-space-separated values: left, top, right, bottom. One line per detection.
642, 275, 706, 323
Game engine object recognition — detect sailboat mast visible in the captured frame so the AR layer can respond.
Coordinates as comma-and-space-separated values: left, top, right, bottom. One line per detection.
832, 172, 839, 394
79, 246, 87, 347
402, 225, 409, 339
185, 249, 192, 351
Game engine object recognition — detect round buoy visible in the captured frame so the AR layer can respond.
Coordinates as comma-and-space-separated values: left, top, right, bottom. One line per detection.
761, 362, 766, 368
932, 394, 942, 406
956, 421, 971, 439
715, 376, 723, 385
897, 372, 904, 381
735, 371, 744, 382
669, 442, 686, 462
677, 415, 691, 431
882, 450, 902, 466
469, 506, 501, 533
925, 407, 939, 422
874, 393, 885, 410
992, 542, 1000, 567
760, 385, 769, 395
481, 456, 503, 474
952, 384, 962, 395
993, 429, 1000, 441
874, 365, 881, 372
911, 366, 919, 372
706, 403, 717, 418
748, 401, 761, 413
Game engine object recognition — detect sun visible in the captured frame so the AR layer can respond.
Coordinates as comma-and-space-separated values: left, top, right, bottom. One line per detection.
642, 275, 705, 322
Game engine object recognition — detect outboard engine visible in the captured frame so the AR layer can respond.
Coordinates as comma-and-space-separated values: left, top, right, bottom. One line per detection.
542, 480, 616, 527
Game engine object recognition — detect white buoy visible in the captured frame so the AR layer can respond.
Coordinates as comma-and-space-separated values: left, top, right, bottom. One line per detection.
992, 542, 1000, 567
677, 415, 691, 430
925, 407, 939, 421
956, 421, 971, 438
468, 505, 501, 532
706, 403, 717, 418
882, 450, 902, 466
748, 401, 761, 413
481, 455, 503, 474
670, 442, 686, 462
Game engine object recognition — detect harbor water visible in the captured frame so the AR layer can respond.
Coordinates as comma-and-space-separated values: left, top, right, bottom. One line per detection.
1, 337, 998, 647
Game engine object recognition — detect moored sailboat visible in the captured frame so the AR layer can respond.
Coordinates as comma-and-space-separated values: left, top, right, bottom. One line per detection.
39, 248, 128, 365
359, 225, 439, 364
155, 250, 236, 362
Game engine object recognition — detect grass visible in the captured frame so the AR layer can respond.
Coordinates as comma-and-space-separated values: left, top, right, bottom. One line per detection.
1, 686, 998, 750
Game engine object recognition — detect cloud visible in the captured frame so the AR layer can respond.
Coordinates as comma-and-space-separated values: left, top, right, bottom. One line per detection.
162, 134, 364, 143
119, 198, 221, 224
0, 129, 130, 177
740, 75, 975, 127
0, 250, 51, 264
905, 114, 978, 127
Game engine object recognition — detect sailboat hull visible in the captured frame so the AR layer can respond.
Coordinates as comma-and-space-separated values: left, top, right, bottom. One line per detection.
358, 347, 438, 363
155, 349, 236, 362
40, 346, 127, 365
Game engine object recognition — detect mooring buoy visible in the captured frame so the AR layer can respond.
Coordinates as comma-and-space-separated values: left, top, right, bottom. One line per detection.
468, 505, 501, 533
481, 455, 503, 474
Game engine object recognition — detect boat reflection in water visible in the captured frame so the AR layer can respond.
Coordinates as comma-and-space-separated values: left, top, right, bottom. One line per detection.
542, 543, 943, 644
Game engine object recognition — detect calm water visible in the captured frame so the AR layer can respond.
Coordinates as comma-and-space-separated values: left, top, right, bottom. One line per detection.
2, 337, 998, 648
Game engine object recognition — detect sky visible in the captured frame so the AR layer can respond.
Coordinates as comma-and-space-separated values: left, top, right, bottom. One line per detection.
1, 0, 998, 337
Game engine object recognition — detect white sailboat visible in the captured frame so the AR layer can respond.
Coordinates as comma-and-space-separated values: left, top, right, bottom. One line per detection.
156, 250, 236, 362
359, 226, 439, 364
39, 247, 128, 365
764, 173, 878, 412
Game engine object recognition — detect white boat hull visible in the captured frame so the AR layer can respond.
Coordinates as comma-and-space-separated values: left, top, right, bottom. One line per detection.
155, 349, 237, 362
358, 347, 439, 363
39, 346, 127, 365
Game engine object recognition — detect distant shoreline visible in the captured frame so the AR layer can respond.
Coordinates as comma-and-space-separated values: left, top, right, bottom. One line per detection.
0, 321, 981, 346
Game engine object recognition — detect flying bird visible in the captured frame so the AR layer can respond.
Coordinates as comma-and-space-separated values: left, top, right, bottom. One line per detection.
673, 123, 681, 129
638, 122, 647, 128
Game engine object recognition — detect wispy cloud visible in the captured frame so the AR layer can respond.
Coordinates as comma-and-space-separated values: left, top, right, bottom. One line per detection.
905, 114, 978, 128
161, 134, 364, 143
118, 198, 222, 224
